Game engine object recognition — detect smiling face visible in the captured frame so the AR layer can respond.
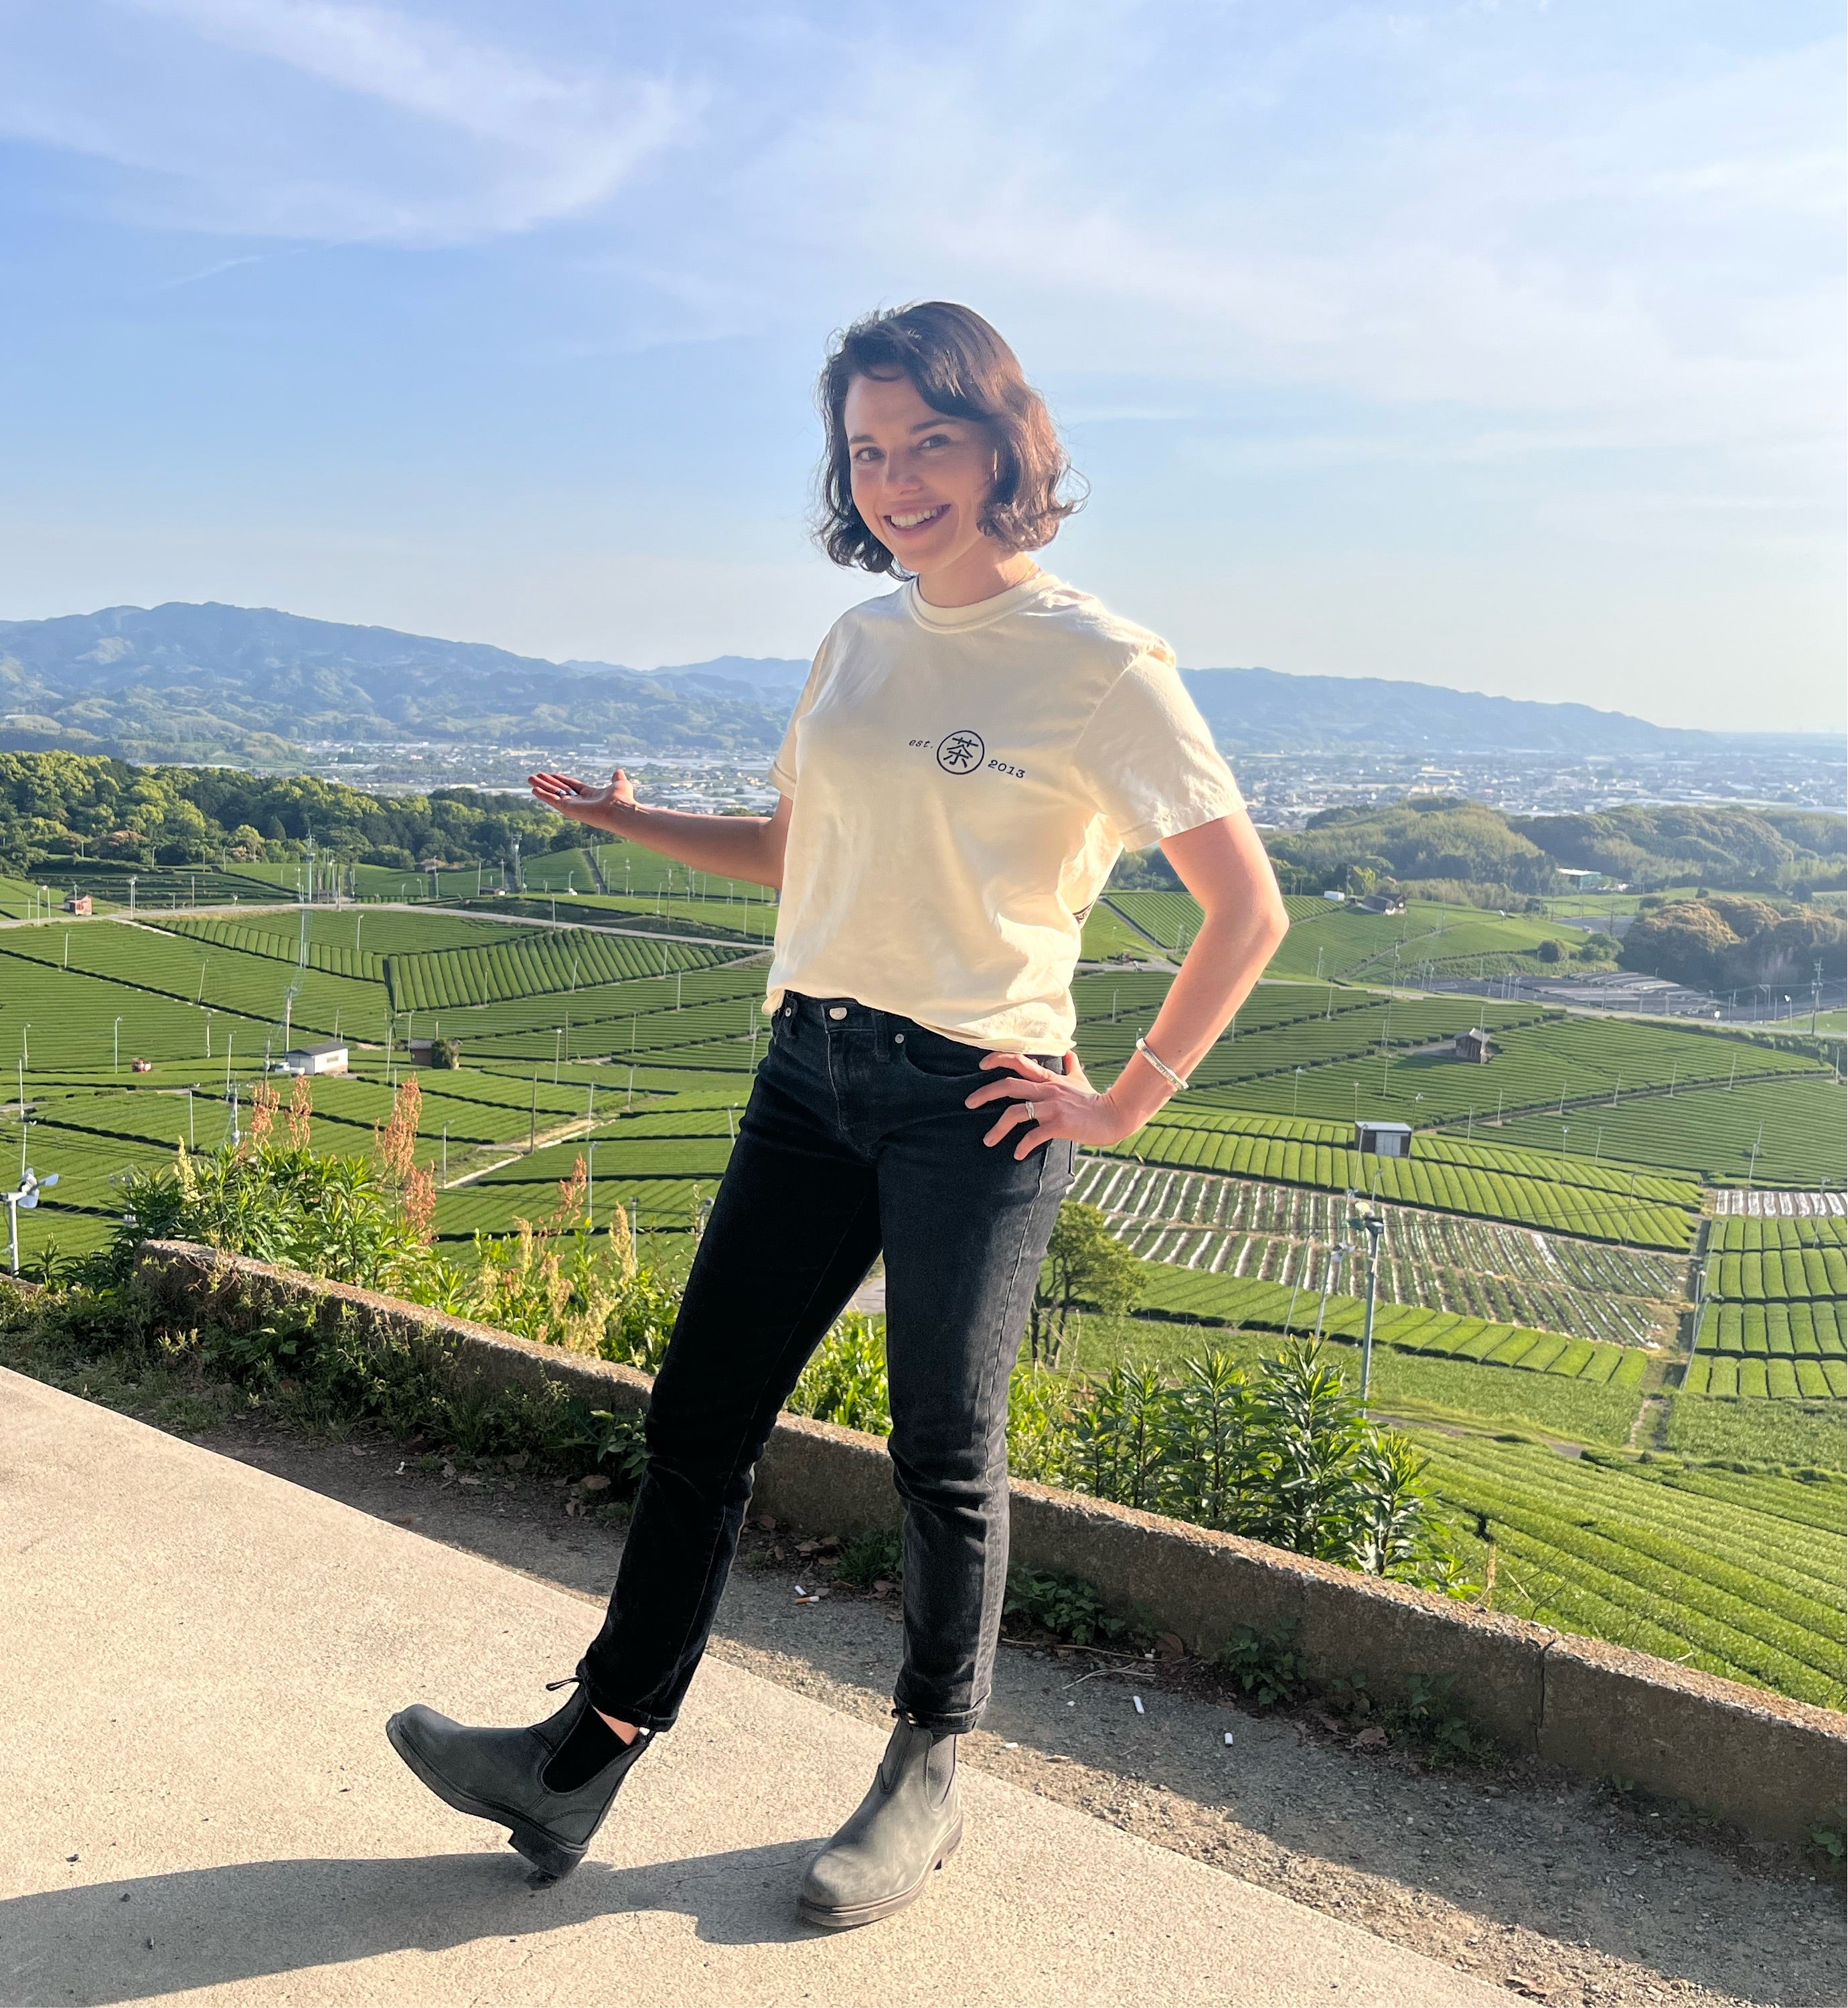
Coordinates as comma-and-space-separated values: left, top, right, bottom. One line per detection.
844, 371, 1036, 604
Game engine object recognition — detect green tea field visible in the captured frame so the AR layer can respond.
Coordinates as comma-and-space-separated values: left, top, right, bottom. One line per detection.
3, 889, 1841, 1711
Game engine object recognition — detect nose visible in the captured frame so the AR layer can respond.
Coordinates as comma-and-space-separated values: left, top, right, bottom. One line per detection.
861, 450, 926, 497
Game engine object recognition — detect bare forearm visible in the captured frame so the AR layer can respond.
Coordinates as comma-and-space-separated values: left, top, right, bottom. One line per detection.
592, 802, 785, 890
1103, 815, 1289, 1130
1110, 907, 1282, 1125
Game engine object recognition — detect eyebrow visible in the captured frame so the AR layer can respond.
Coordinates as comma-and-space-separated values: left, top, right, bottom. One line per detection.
846, 418, 960, 443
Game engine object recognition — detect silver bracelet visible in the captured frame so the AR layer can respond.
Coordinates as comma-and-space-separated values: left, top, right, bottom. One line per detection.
1134, 1035, 1190, 1093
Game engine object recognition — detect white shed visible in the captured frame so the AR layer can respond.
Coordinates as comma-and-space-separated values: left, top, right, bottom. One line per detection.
279, 1040, 349, 1077
1355, 1120, 1413, 1159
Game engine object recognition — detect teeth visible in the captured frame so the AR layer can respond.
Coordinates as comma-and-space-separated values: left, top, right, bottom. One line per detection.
888, 506, 945, 529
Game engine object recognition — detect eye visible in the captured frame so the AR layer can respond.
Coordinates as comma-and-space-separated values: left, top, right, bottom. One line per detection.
851, 445, 882, 465
919, 432, 953, 450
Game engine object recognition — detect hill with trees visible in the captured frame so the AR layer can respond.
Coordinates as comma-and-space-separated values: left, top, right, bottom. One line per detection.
1620, 897, 1846, 992
1268, 796, 1846, 901
0, 751, 567, 874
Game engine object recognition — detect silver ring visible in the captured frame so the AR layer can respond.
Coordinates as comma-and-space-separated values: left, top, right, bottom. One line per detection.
1023, 1101, 1038, 1120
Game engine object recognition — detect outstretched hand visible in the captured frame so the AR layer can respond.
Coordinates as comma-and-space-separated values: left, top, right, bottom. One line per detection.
528, 767, 636, 828
965, 1050, 1139, 1160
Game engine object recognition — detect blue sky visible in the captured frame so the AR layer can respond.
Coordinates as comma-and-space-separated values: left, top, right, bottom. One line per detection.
0, 1, 1840, 731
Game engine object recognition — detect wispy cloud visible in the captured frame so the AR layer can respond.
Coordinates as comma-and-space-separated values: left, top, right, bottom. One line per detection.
0, 0, 694, 240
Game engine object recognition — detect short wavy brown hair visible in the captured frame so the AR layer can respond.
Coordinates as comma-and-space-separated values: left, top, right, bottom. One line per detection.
814, 301, 1084, 574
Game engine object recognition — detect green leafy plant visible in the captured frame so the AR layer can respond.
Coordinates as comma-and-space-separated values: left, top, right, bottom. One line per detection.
585, 1407, 649, 1487
1004, 1565, 1150, 1650
834, 1528, 905, 1590
786, 1313, 891, 1436
206, 1305, 315, 1391
1217, 1622, 1308, 1709
1389, 1672, 1488, 1765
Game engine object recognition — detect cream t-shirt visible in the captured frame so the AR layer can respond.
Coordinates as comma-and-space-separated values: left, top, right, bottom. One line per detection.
764, 572, 1245, 1051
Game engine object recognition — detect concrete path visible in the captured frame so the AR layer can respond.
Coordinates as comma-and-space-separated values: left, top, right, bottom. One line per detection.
0, 1370, 1503, 2007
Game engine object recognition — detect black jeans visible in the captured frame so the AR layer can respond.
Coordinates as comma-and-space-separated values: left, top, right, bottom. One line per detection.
581, 991, 1074, 1735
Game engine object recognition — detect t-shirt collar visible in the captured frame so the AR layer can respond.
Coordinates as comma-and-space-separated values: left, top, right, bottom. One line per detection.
904, 571, 1057, 633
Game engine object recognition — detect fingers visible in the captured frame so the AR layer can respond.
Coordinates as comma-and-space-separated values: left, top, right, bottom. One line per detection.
979, 1051, 1059, 1080
965, 1076, 1032, 1109
968, 1051, 1061, 1111
980, 1098, 1040, 1149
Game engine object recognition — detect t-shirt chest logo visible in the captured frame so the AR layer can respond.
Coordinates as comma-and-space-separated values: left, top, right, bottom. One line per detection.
903, 728, 1027, 782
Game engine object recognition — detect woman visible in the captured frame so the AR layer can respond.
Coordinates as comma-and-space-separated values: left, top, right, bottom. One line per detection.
387, 302, 1288, 1925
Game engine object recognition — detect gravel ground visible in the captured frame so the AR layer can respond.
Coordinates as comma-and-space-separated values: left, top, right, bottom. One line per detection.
194, 1419, 1843, 2008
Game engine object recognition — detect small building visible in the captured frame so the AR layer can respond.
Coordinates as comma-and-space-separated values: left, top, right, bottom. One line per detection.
406, 1037, 435, 1065
1454, 1028, 1498, 1064
1355, 1119, 1413, 1159
129, 1057, 153, 1075
1321, 889, 1346, 903
279, 1040, 349, 1077
1355, 893, 1407, 916
62, 893, 92, 916
1556, 868, 1606, 891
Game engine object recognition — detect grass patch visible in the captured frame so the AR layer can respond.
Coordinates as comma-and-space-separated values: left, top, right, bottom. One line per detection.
1665, 1394, 1846, 1474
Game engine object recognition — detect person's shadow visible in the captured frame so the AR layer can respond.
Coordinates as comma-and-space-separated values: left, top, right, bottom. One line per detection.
2, 1843, 828, 2005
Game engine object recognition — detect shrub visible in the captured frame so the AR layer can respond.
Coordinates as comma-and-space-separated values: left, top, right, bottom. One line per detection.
1218, 1622, 1308, 1708
785, 1312, 891, 1436
1004, 1566, 1149, 1648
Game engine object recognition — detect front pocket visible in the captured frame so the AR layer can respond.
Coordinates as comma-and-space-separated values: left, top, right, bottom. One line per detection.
897, 1028, 992, 1080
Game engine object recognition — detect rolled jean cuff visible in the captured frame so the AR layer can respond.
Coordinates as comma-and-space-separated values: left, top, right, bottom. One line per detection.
580, 1661, 678, 1736
893, 1693, 986, 1736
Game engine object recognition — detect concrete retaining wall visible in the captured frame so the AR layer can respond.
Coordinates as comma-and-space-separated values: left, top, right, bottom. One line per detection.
135, 1239, 1847, 1841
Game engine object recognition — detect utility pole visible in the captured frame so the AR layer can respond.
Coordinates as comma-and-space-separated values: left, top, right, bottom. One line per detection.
1353, 1203, 1385, 1405
1312, 1227, 1350, 1341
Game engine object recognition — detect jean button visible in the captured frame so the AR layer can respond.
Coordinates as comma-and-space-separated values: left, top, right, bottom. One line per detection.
893, 1032, 905, 1043
828, 1006, 848, 1020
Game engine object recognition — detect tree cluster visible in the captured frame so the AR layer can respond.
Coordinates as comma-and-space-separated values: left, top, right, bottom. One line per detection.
0, 751, 570, 873
1620, 896, 1846, 993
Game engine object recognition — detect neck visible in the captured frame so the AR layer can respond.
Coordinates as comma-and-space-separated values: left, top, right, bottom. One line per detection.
913, 544, 1040, 609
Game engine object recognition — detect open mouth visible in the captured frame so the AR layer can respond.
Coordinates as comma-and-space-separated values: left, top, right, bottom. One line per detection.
884, 504, 948, 532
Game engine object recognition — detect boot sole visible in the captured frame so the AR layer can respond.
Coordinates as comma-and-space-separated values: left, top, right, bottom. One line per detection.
385, 1713, 587, 1882
797, 1817, 963, 1931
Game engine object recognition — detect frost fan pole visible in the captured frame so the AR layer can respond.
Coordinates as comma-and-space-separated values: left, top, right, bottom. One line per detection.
1355, 1208, 1385, 1407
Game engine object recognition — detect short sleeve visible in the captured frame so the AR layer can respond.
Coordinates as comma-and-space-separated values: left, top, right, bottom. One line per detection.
767, 635, 835, 797
1073, 651, 1245, 850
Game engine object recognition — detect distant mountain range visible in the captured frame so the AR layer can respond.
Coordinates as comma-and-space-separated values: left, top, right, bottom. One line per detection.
0, 600, 1829, 767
